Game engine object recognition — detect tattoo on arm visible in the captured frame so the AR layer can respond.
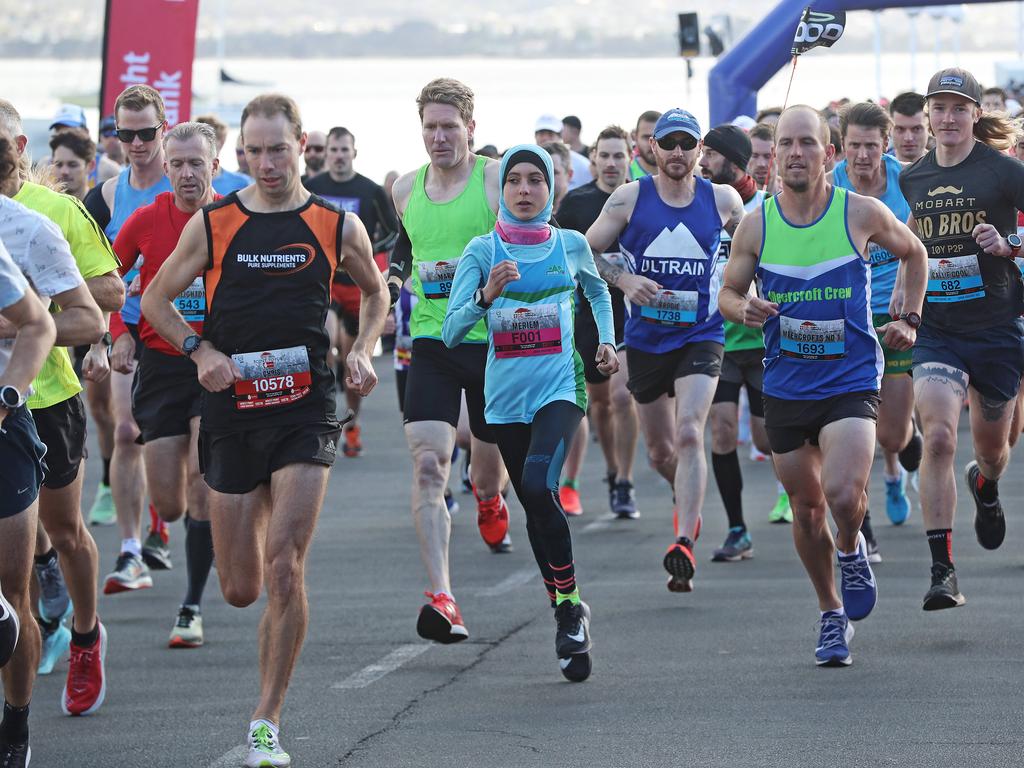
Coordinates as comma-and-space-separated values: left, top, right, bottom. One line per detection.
916, 363, 969, 400
978, 394, 1012, 423
594, 253, 623, 286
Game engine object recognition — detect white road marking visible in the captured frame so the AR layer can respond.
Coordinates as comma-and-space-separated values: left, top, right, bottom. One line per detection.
476, 565, 537, 596
332, 644, 431, 690
581, 515, 618, 533
208, 745, 247, 768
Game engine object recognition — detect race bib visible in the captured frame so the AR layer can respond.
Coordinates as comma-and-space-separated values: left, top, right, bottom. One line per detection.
640, 289, 698, 327
780, 316, 845, 360
173, 276, 205, 322
395, 334, 413, 368
490, 304, 562, 358
418, 259, 459, 300
868, 242, 899, 270
231, 346, 311, 410
926, 254, 985, 303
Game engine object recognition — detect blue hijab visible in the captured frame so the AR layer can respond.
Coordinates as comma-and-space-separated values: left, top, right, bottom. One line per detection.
497, 144, 554, 242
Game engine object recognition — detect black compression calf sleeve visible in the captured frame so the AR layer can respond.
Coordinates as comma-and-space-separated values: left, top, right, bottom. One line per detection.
712, 450, 745, 530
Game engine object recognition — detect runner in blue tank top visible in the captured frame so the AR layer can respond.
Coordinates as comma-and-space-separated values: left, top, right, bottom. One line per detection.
832, 103, 920, 557
585, 108, 744, 594
444, 145, 616, 681
720, 106, 927, 668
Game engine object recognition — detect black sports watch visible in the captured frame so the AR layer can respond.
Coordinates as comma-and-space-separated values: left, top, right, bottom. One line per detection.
0, 384, 23, 410
181, 334, 202, 358
473, 288, 492, 309
1007, 233, 1022, 257
899, 311, 922, 329
100, 331, 112, 350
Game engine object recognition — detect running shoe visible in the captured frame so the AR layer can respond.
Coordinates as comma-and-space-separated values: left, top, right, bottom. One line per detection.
898, 427, 923, 474
885, 469, 911, 525
245, 721, 290, 768
559, 651, 593, 683
87, 482, 116, 526
0, 740, 30, 768
342, 423, 362, 458
922, 562, 966, 611
965, 461, 1005, 550
554, 600, 591, 658
749, 444, 768, 462
559, 483, 582, 517
865, 537, 882, 565
475, 490, 510, 549
142, 528, 173, 571
443, 488, 459, 516
37, 618, 71, 675
768, 491, 792, 524
34, 554, 70, 622
489, 532, 513, 554
611, 480, 639, 520
0, 589, 19, 669
711, 527, 753, 562
62, 622, 107, 716
416, 592, 468, 644
460, 454, 472, 494
169, 606, 204, 649
103, 552, 153, 595
815, 610, 854, 667
663, 536, 696, 592
838, 532, 877, 621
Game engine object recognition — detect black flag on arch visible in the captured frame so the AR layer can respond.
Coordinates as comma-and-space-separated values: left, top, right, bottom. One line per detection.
791, 7, 846, 55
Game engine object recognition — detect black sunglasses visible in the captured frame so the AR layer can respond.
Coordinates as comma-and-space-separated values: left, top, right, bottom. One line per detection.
656, 134, 698, 151
115, 125, 161, 143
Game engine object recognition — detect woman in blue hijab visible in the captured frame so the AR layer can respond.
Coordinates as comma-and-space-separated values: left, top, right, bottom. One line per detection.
443, 144, 616, 681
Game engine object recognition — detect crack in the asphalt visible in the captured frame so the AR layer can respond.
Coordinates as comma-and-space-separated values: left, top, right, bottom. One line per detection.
336, 615, 539, 765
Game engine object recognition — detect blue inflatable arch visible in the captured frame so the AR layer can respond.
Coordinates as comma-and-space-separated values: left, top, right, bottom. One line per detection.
708, 0, 1002, 126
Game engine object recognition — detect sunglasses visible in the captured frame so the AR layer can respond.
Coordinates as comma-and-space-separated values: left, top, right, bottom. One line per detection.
115, 125, 161, 143
656, 134, 698, 151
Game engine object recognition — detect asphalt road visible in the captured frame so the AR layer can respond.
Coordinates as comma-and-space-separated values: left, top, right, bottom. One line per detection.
26, 364, 1024, 767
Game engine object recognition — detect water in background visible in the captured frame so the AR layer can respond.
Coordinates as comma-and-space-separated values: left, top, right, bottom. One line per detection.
3, 52, 1019, 183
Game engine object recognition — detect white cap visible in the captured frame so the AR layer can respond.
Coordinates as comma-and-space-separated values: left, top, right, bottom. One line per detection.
731, 115, 757, 131
534, 114, 562, 134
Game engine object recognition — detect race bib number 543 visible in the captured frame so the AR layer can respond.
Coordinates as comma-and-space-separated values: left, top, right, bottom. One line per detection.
231, 346, 312, 410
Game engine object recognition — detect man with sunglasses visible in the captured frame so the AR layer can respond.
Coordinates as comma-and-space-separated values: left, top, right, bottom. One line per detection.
586, 108, 744, 593
84, 85, 175, 589
301, 129, 327, 184
99, 115, 126, 168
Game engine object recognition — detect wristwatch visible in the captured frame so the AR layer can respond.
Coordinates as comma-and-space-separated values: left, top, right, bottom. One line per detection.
0, 384, 24, 410
899, 311, 922, 329
100, 331, 112, 350
473, 288, 492, 310
1007, 233, 1022, 257
181, 334, 202, 358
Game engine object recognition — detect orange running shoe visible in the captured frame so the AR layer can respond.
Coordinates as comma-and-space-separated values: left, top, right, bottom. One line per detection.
416, 592, 468, 644
343, 424, 362, 457
559, 483, 582, 517
664, 536, 696, 593
475, 489, 510, 548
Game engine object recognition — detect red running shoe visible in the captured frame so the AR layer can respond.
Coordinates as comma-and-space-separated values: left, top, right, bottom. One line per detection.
664, 537, 696, 593
416, 592, 468, 644
475, 490, 510, 548
343, 424, 362, 457
62, 622, 107, 715
559, 484, 582, 517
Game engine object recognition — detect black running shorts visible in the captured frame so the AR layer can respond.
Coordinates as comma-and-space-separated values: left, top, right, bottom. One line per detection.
199, 420, 342, 495
402, 338, 494, 443
762, 390, 880, 455
32, 394, 87, 490
626, 341, 724, 404
713, 348, 765, 417
0, 406, 48, 518
132, 347, 202, 444
573, 300, 626, 385
912, 319, 1024, 403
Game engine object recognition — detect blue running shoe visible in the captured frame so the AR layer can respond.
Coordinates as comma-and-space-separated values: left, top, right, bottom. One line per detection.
444, 489, 460, 516
35, 555, 71, 623
885, 469, 910, 525
711, 527, 753, 562
815, 610, 854, 667
37, 619, 71, 675
838, 532, 877, 621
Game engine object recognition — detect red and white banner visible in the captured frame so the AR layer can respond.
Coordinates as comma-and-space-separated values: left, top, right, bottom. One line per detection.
99, 0, 200, 126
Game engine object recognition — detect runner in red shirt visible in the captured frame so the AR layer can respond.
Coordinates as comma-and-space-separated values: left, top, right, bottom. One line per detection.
108, 122, 221, 649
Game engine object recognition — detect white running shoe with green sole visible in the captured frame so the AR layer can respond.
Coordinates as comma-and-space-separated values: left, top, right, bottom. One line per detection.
87, 483, 116, 526
245, 721, 290, 767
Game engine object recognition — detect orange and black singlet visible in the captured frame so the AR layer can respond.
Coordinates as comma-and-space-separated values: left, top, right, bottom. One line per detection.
201, 192, 343, 430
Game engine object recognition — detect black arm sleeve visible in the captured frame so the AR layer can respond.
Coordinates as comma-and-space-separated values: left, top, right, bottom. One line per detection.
388, 220, 412, 283
371, 188, 400, 254
84, 184, 111, 239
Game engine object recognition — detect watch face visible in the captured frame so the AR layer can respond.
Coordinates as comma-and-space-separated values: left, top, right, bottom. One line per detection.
1008, 234, 1022, 249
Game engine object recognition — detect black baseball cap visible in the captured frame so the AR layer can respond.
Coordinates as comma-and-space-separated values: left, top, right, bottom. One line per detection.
926, 68, 982, 104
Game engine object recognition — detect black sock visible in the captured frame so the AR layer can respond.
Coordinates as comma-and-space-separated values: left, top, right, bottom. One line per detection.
0, 701, 29, 744
33, 548, 57, 567
927, 529, 953, 567
183, 516, 215, 608
975, 471, 999, 504
102, 458, 111, 487
860, 509, 875, 544
71, 622, 99, 648
711, 451, 745, 531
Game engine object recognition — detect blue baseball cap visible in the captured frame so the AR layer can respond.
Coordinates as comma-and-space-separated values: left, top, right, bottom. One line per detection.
653, 108, 702, 141
50, 104, 87, 130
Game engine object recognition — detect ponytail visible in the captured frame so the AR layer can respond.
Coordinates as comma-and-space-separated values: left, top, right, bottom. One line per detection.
974, 112, 1024, 152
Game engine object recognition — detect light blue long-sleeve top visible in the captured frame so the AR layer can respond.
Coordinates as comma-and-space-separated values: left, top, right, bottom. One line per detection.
443, 227, 615, 424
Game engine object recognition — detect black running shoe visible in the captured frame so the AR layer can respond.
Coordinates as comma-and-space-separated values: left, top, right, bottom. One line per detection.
922, 563, 966, 611
0, 589, 19, 669
965, 461, 1005, 550
611, 480, 639, 520
554, 600, 591, 658
0, 740, 30, 768
898, 428, 923, 473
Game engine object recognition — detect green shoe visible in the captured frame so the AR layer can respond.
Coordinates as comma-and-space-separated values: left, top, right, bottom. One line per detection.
88, 482, 116, 526
245, 721, 291, 767
769, 492, 792, 524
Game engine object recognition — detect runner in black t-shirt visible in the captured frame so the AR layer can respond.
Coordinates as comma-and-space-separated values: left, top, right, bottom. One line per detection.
550, 126, 640, 520
305, 127, 398, 457
898, 67, 1024, 611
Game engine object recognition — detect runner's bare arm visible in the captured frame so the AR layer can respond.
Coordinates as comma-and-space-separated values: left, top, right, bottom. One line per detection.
341, 214, 386, 396
390, 170, 416, 219
84, 271, 126, 312
585, 183, 654, 302
857, 197, 926, 315
720, 207, 778, 327
47, 284, 105, 346
0, 292, 55, 398
482, 158, 501, 214
713, 183, 745, 237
